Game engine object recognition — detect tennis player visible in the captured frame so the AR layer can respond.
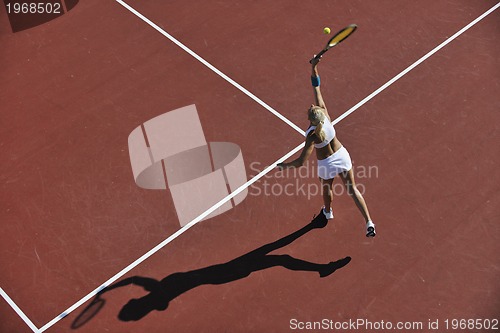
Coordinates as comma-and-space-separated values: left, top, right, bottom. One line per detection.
278, 57, 376, 237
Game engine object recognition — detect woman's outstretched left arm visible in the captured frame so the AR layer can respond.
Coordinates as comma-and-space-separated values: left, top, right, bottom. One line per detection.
277, 135, 315, 169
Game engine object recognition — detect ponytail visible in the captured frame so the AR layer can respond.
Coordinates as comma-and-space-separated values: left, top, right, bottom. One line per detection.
314, 121, 326, 142
308, 106, 327, 142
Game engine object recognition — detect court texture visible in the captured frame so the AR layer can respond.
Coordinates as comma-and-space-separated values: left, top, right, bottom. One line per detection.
1, 1, 499, 332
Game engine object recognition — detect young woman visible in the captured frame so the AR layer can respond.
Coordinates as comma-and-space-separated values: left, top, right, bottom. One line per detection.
277, 57, 376, 237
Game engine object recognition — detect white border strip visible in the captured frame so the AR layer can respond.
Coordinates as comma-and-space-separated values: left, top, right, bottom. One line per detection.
115, 0, 305, 136
32, 2, 500, 332
0, 287, 40, 333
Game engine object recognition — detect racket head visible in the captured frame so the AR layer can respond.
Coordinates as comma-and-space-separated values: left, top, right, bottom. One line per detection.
325, 24, 357, 49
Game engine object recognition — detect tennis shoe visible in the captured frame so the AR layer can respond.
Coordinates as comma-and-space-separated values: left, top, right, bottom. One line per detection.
366, 220, 376, 237
322, 206, 334, 219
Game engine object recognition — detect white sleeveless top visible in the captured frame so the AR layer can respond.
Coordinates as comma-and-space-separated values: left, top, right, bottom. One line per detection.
305, 121, 336, 148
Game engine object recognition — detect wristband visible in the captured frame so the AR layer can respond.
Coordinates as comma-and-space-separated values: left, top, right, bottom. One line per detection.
311, 75, 320, 87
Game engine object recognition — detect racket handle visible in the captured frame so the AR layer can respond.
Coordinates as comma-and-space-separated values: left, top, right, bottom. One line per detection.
310, 50, 326, 64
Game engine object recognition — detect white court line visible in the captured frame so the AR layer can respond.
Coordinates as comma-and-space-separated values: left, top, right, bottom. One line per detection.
115, 0, 305, 136
38, 143, 305, 333
33, 2, 500, 332
0, 287, 40, 333
332, 1, 500, 126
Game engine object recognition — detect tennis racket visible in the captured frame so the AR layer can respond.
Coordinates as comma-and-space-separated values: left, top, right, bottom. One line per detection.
310, 24, 358, 63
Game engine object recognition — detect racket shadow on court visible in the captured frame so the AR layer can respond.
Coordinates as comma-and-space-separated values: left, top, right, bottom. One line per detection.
71, 211, 351, 328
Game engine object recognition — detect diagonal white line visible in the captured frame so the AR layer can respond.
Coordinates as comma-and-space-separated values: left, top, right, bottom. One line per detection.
38, 143, 304, 333
115, 0, 305, 136
331, 1, 500, 126
34, 2, 499, 332
0, 287, 40, 333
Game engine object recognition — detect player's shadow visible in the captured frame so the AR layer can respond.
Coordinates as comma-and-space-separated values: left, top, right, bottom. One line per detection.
71, 211, 351, 327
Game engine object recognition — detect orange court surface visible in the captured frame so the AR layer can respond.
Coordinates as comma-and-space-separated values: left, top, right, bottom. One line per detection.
1, 1, 499, 332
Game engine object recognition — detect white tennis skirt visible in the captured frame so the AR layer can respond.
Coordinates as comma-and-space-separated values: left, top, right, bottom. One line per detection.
317, 146, 353, 180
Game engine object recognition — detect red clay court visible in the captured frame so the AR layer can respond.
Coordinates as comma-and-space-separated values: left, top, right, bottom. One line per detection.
1, 1, 499, 332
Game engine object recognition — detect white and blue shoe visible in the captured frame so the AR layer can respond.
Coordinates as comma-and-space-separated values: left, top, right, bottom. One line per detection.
322, 206, 334, 220
366, 220, 376, 237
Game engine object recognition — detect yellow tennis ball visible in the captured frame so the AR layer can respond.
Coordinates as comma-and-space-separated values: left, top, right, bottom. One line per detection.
323, 27, 331, 34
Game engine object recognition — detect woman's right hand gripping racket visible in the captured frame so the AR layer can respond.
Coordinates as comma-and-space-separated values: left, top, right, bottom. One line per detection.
310, 24, 358, 63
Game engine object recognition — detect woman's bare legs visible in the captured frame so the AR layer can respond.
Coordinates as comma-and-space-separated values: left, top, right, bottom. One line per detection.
320, 177, 334, 216
339, 168, 373, 224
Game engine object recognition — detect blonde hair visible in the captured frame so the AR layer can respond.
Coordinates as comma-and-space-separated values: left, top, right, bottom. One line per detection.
309, 107, 326, 142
